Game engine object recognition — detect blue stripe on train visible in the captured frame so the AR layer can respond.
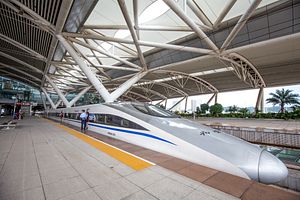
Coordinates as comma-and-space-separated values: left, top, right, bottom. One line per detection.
64, 118, 176, 145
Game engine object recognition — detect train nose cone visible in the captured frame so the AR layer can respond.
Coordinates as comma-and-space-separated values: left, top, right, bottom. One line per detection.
258, 151, 288, 184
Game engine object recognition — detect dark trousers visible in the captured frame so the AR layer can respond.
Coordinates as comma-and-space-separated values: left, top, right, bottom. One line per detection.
81, 119, 87, 130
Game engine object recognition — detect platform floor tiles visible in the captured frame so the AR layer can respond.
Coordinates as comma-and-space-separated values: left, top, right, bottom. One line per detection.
0, 117, 239, 200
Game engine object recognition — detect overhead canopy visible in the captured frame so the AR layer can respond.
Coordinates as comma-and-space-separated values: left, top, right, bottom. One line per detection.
0, 0, 299, 104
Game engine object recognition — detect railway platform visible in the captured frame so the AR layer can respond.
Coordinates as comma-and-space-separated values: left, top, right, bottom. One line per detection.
0, 117, 299, 200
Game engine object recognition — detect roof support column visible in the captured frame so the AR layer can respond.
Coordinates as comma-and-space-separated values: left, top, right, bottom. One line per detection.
207, 93, 216, 105
215, 93, 218, 104
54, 100, 63, 109
165, 99, 168, 109
57, 35, 111, 102
184, 97, 188, 112
156, 99, 165, 105
45, 75, 69, 107
109, 71, 147, 101
40, 91, 47, 110
168, 96, 186, 111
57, 35, 146, 102
255, 87, 264, 113
41, 88, 55, 109
68, 86, 92, 107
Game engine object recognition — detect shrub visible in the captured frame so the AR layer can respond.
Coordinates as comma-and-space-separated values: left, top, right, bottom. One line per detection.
209, 103, 223, 117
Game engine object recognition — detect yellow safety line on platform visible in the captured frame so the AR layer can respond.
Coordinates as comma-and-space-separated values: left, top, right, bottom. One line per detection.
46, 119, 154, 170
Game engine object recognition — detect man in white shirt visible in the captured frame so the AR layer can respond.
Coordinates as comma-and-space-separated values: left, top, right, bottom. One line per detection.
80, 110, 87, 131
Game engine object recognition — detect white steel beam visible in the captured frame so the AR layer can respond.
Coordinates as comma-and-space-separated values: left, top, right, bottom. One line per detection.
163, 0, 219, 52
118, 0, 148, 69
133, 0, 139, 39
57, 35, 146, 102
125, 91, 152, 102
213, 0, 237, 28
68, 37, 141, 69
83, 24, 196, 32
168, 96, 186, 111
45, 75, 69, 107
83, 38, 111, 78
57, 35, 111, 101
68, 86, 92, 107
207, 93, 216, 105
186, 0, 212, 27
54, 99, 63, 109
41, 88, 56, 109
96, 65, 140, 72
89, 34, 137, 56
64, 32, 214, 55
221, 0, 262, 50
109, 71, 147, 102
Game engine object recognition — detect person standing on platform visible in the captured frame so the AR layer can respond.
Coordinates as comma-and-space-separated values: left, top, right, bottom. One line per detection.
59, 111, 63, 124
86, 109, 90, 130
80, 110, 87, 132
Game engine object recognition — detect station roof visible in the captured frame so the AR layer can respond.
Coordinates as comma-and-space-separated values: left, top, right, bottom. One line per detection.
0, 0, 299, 103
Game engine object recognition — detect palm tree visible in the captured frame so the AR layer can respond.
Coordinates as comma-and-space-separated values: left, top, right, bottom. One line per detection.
266, 89, 300, 113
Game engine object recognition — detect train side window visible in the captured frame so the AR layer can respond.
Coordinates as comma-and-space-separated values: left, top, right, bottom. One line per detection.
70, 113, 76, 119
95, 114, 106, 124
106, 115, 122, 126
129, 121, 147, 130
121, 119, 130, 128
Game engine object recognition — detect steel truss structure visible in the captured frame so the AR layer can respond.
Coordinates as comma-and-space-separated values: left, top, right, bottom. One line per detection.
0, 0, 298, 111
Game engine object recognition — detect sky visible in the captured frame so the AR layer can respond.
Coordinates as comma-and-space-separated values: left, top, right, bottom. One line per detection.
155, 84, 300, 111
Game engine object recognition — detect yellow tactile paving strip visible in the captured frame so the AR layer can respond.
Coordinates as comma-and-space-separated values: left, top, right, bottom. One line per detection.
46, 119, 154, 170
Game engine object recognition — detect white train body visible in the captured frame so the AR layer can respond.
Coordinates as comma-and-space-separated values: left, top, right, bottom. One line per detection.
47, 102, 288, 184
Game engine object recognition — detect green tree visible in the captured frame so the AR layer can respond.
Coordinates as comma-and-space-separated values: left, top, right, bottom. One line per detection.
266, 89, 300, 113
227, 105, 238, 113
195, 106, 201, 115
291, 104, 300, 112
239, 107, 249, 117
209, 103, 223, 116
200, 103, 209, 114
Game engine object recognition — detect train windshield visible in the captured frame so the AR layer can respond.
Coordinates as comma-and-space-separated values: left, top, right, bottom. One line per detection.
132, 104, 179, 118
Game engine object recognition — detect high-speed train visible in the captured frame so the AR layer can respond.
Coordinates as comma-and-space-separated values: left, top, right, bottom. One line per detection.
47, 102, 288, 184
